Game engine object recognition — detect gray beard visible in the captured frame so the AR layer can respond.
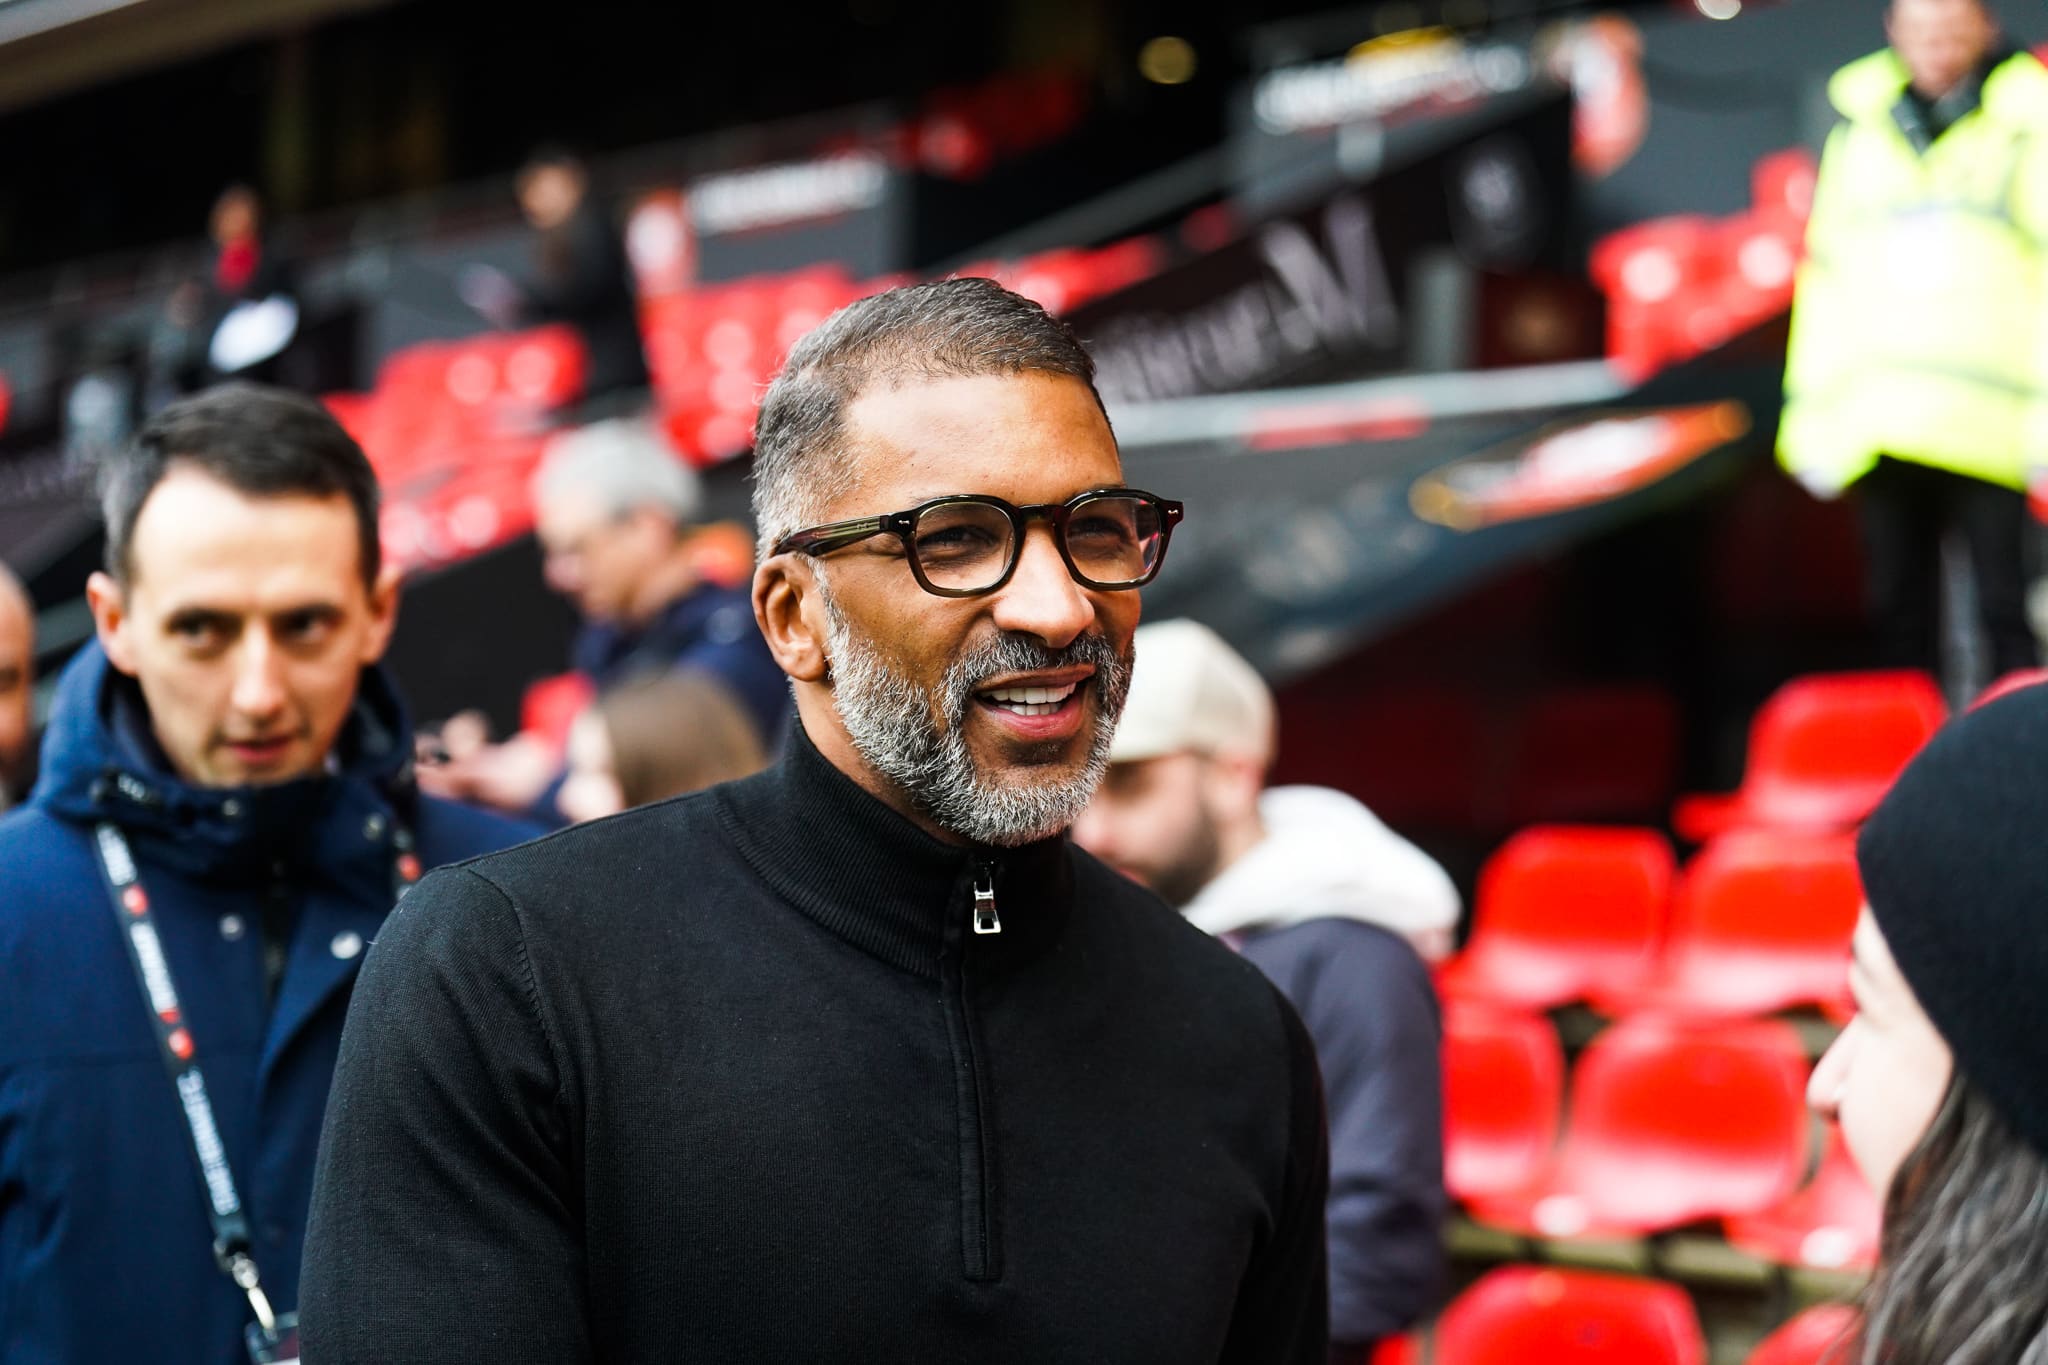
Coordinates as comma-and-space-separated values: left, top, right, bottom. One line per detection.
820, 589, 1131, 847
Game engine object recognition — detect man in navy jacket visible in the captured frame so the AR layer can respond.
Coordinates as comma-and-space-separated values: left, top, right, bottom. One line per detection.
0, 384, 534, 1364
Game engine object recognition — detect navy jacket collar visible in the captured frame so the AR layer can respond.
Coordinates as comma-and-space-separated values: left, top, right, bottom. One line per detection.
31, 642, 420, 883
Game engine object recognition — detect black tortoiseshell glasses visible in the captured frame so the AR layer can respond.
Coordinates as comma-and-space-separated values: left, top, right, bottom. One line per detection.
771, 487, 1185, 598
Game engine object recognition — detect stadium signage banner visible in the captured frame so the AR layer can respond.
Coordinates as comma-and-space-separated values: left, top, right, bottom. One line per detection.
688, 153, 890, 235
684, 151, 904, 282
1070, 92, 1573, 406
1250, 32, 1532, 136
1078, 197, 1400, 405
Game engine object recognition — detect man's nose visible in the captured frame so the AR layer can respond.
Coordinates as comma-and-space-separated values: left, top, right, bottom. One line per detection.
231, 635, 290, 719
989, 525, 1094, 648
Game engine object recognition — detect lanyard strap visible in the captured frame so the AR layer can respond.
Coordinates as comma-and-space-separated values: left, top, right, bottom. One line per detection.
92, 816, 420, 1331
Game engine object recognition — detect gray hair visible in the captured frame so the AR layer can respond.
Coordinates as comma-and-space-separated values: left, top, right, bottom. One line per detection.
750, 277, 1106, 557
1851, 1072, 2048, 1363
531, 417, 702, 525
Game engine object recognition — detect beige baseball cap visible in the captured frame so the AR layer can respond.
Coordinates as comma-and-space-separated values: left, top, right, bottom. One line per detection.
1109, 619, 1277, 765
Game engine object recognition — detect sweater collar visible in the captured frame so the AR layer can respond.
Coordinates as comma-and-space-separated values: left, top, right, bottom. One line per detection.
717, 719, 1073, 978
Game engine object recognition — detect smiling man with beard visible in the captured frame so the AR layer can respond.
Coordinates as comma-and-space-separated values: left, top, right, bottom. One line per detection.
301, 278, 1331, 1362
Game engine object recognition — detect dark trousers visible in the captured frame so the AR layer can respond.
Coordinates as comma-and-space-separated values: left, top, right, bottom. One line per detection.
1858, 456, 2039, 678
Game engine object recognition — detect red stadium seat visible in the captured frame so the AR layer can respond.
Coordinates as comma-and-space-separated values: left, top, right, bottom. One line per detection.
1437, 828, 1674, 1010
1725, 1127, 1881, 1272
1428, 1266, 1706, 1365
1674, 671, 1947, 841
1594, 831, 1860, 1019
522, 673, 596, 752
1468, 1017, 1809, 1237
1443, 1002, 1564, 1205
1591, 216, 1721, 378
320, 392, 376, 443
1370, 1337, 1420, 1365
501, 327, 587, 408
1751, 148, 1818, 226
1745, 1304, 1858, 1365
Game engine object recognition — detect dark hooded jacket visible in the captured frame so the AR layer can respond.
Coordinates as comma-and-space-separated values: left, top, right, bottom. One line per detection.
0, 643, 536, 1365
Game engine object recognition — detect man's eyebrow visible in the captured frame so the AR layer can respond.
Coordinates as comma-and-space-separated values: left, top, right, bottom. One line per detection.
161, 605, 240, 630
273, 601, 345, 621
0, 665, 19, 690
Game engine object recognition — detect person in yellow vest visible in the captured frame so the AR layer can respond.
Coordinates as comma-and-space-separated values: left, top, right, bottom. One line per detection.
1781, 0, 2047, 678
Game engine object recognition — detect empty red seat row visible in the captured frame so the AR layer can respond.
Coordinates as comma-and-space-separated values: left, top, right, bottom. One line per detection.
1675, 670, 1946, 841
1443, 1007, 1878, 1259
1462, 1015, 1809, 1236
1440, 823, 1861, 1018
1378, 1266, 1705, 1365
1376, 1269, 1853, 1364
1595, 830, 1860, 1020
1591, 147, 1815, 379
1439, 826, 1674, 1010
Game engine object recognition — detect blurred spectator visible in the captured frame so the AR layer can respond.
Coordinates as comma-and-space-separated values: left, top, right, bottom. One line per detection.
200, 185, 306, 386
423, 418, 784, 818
1073, 618, 1453, 1360
556, 669, 770, 822
461, 146, 651, 420
0, 384, 537, 1364
1813, 684, 2048, 1360
1779, 0, 2045, 680
0, 561, 32, 809
139, 184, 308, 406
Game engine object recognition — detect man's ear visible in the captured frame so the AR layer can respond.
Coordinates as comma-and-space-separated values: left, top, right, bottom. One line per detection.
360, 563, 403, 664
86, 571, 139, 677
1204, 751, 1268, 825
753, 556, 827, 684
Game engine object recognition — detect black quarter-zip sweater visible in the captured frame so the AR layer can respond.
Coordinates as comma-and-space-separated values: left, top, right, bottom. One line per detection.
299, 724, 1330, 1362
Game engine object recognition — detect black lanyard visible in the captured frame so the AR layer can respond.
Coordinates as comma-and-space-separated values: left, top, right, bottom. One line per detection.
91, 816, 420, 1334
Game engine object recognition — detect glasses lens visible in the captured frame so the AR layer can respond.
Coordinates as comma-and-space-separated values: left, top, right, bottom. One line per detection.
1065, 494, 1163, 586
909, 500, 1016, 591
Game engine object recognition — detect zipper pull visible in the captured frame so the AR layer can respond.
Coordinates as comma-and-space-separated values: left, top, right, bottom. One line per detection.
971, 864, 1001, 935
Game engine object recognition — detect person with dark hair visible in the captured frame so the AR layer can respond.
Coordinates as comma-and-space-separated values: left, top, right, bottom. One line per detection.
301, 279, 1329, 1361
0, 561, 33, 809
0, 382, 538, 1364
461, 146, 651, 419
1807, 682, 2048, 1362
1780, 0, 2046, 682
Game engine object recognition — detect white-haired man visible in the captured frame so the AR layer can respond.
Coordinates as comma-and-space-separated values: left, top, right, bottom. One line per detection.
426, 417, 785, 816
1075, 619, 1454, 1362
303, 279, 1329, 1361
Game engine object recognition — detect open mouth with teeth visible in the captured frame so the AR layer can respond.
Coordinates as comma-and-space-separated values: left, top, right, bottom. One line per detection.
979, 680, 1083, 717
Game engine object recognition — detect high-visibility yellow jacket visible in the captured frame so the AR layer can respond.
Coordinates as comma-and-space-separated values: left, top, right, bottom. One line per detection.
1780, 48, 2048, 492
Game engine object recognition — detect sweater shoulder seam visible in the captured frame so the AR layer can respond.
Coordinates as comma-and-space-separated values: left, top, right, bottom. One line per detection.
446, 863, 569, 1108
